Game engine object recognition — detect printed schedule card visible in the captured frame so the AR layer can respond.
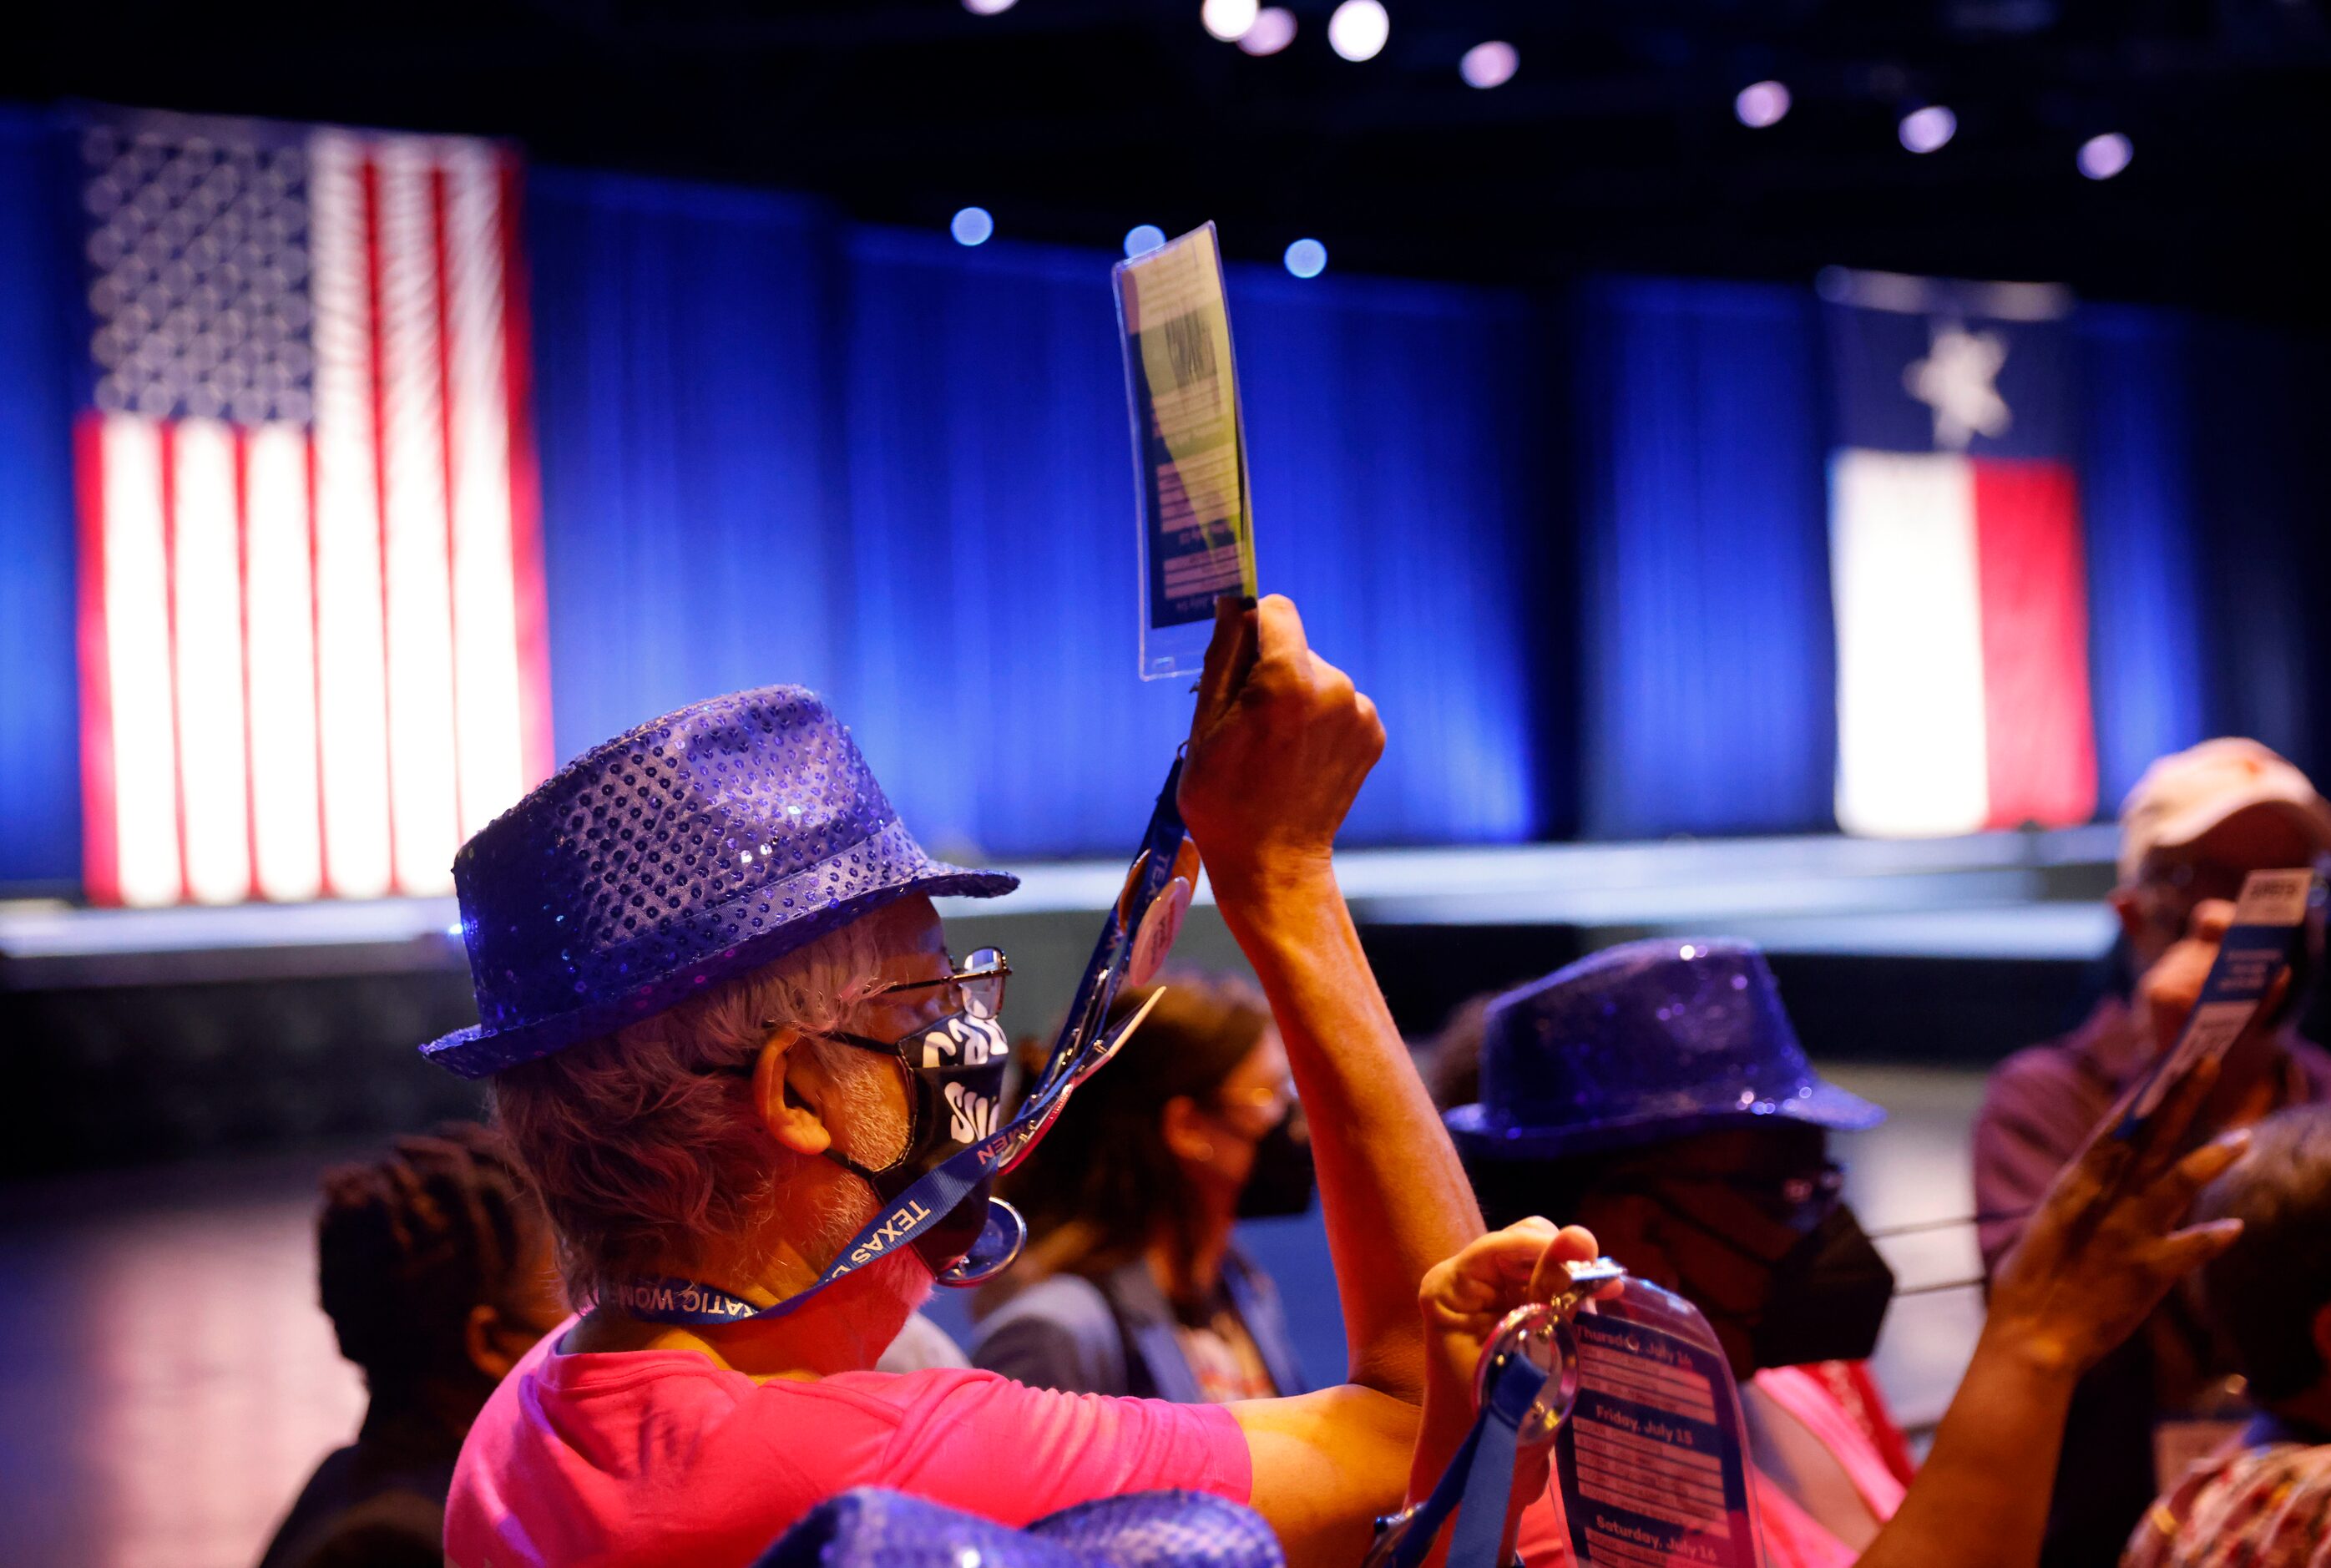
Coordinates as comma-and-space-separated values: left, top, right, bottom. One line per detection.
1555, 1313, 1761, 1568
1115, 222, 1258, 680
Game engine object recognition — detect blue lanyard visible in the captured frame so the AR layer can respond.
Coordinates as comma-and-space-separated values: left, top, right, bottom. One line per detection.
614, 1055, 1088, 1323
1387, 1352, 1549, 1568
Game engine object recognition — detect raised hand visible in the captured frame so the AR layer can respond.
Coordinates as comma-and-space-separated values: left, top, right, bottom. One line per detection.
1178, 594, 1385, 893
1416, 1218, 1602, 1392
1983, 1050, 2248, 1379
2136, 897, 2241, 1059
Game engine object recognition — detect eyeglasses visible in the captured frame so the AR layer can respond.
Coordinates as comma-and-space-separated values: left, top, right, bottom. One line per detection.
861, 947, 1010, 1023
1654, 1161, 1846, 1228
751, 947, 1011, 1049
1210, 1075, 1297, 1123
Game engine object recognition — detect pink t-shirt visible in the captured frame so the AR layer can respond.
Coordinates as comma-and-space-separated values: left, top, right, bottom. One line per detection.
447, 1318, 1253, 1568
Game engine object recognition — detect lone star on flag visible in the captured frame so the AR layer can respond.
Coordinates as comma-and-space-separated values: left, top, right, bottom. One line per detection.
1904, 322, 2012, 450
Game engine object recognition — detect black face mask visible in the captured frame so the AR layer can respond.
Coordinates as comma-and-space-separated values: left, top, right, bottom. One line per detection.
1236, 1109, 1316, 1219
1721, 1204, 1896, 1371
824, 1008, 1011, 1275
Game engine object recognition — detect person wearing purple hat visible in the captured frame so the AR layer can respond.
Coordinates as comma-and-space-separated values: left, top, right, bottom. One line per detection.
1443, 938, 2260, 1568
1446, 938, 1909, 1566
427, 596, 1605, 1568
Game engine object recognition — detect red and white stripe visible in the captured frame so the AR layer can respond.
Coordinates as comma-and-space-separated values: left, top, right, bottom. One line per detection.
1831, 450, 2096, 837
78, 128, 549, 906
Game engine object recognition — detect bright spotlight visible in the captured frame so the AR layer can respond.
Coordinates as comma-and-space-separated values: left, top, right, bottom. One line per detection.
951, 206, 994, 245
2078, 132, 2132, 180
1734, 81, 1791, 129
1201, 0, 1257, 41
1239, 7, 1297, 54
1124, 225, 1167, 258
963, 0, 1017, 13
1327, 0, 1388, 62
1899, 105, 1956, 154
1459, 41, 1519, 89
1284, 238, 1327, 278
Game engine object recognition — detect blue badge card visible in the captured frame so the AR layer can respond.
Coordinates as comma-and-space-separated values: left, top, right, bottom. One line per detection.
1115, 223, 1258, 680
2114, 865, 2326, 1141
1555, 1284, 1763, 1568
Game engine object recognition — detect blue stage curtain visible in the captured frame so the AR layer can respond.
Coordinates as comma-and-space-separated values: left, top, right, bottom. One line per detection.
2077, 307, 2208, 807
2078, 309, 2331, 800
527, 171, 857, 761
0, 108, 80, 887
842, 228, 1554, 858
8, 112, 2331, 885
1572, 276, 1834, 839
2180, 316, 2331, 775
837, 228, 1206, 861
533, 187, 1556, 862
1234, 266, 1555, 847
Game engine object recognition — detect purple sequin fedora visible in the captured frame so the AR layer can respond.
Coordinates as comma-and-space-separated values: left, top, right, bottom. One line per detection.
420, 686, 1017, 1079
1445, 937, 1884, 1160
751, 1487, 1284, 1568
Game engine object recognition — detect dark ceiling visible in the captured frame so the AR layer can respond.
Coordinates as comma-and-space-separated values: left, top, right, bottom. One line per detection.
18, 0, 2331, 321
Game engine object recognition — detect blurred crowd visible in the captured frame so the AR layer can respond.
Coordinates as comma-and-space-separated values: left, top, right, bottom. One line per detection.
252, 600, 2331, 1568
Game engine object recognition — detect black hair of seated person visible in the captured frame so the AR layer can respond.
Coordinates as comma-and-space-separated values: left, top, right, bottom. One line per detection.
2192, 1102, 2331, 1403
317, 1122, 549, 1407
984, 977, 1273, 1310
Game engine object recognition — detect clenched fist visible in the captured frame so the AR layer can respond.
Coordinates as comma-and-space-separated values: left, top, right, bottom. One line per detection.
1177, 594, 1385, 894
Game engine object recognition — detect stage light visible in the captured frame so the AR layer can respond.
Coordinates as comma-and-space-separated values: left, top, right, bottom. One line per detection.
2078, 132, 2132, 180
1239, 7, 1297, 54
1201, 0, 1257, 41
1284, 238, 1327, 278
1124, 224, 1166, 257
1735, 80, 1791, 129
1327, 0, 1388, 62
951, 207, 994, 246
1899, 105, 1956, 154
963, 0, 1017, 13
1459, 41, 1518, 89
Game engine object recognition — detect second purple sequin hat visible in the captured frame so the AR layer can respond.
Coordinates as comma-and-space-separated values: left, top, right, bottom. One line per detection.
421, 686, 1017, 1079
1444, 937, 1884, 1159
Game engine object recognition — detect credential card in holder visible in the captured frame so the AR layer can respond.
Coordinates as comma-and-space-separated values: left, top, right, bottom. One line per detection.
1555, 1282, 1764, 1568
2112, 863, 2326, 1142
1115, 222, 1258, 680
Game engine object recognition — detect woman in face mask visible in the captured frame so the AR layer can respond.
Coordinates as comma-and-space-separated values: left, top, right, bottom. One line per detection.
1442, 938, 1914, 1568
971, 978, 1314, 1404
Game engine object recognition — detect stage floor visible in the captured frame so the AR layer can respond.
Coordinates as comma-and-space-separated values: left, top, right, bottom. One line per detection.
0, 822, 2121, 986
0, 1064, 1986, 1568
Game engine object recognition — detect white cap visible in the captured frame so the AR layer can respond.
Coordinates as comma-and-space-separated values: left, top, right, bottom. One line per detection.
2117, 737, 2331, 883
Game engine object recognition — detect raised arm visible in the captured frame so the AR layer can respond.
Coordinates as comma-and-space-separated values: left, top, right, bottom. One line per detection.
1853, 1048, 2247, 1568
1176, 595, 1489, 1566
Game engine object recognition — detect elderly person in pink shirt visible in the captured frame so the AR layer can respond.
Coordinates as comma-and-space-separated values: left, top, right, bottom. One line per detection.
420, 598, 1603, 1568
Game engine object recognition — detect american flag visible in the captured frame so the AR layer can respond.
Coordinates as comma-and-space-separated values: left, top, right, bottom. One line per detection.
75, 109, 551, 906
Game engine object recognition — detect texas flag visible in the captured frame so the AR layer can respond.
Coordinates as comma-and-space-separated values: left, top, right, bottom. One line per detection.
1823, 270, 2098, 838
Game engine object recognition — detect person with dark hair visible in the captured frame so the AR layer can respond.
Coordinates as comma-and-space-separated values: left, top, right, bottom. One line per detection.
1442, 935, 2268, 1568
2125, 1102, 2331, 1567
972, 977, 1313, 1402
1445, 938, 1914, 1566
256, 1124, 566, 1568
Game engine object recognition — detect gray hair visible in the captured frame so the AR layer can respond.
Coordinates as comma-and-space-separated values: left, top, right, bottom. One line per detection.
490, 913, 908, 1307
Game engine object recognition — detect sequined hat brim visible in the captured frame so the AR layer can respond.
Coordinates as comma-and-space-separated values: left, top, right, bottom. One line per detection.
421, 850, 1017, 1080
1443, 1076, 1887, 1162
